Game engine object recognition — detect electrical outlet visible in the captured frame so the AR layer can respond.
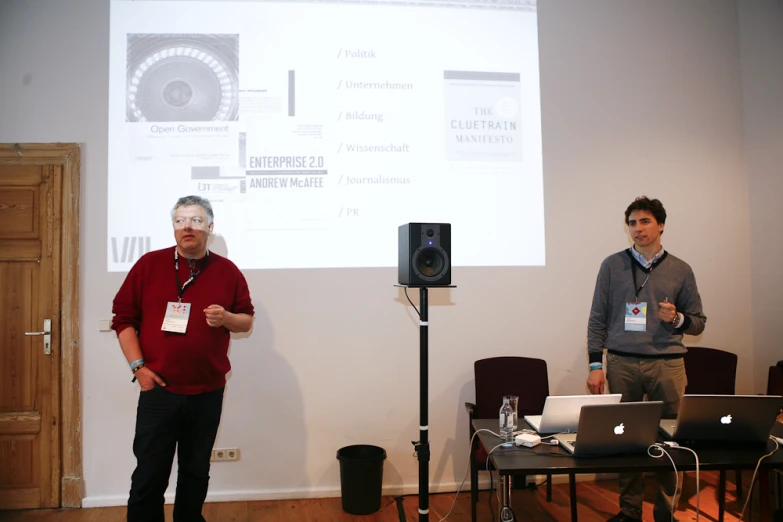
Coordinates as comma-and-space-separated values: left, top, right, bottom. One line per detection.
211, 448, 239, 462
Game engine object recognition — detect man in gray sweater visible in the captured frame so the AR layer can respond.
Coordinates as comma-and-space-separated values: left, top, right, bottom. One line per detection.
586, 196, 706, 522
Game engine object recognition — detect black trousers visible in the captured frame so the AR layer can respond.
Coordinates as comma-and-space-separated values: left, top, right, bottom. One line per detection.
127, 386, 224, 522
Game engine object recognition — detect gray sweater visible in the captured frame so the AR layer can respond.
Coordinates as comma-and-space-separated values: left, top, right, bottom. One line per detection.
587, 249, 706, 363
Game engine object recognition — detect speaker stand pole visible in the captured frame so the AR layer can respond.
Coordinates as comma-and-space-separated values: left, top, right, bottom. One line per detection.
414, 287, 430, 522
399, 283, 454, 520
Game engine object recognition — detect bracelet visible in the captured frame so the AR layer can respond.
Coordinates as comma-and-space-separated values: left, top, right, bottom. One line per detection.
130, 358, 144, 370
589, 362, 603, 371
132, 363, 146, 374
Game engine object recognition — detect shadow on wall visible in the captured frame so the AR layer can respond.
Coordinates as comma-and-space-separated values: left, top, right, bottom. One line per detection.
208, 233, 227, 258
229, 303, 307, 491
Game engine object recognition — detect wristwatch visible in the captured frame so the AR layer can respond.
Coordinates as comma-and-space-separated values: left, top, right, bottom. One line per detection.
672, 313, 682, 328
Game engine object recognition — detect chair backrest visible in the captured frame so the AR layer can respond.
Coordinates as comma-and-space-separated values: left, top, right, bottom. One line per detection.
768, 365, 783, 395
474, 356, 549, 419
683, 347, 737, 395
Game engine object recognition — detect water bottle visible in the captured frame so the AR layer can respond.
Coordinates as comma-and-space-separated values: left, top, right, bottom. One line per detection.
499, 396, 515, 446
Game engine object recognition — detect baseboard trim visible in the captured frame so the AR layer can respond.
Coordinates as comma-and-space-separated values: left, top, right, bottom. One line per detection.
81, 475, 616, 508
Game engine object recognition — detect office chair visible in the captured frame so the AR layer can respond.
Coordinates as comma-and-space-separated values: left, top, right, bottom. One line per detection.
768, 363, 783, 396
683, 346, 738, 396
768, 365, 783, 519
465, 356, 557, 522
683, 346, 741, 497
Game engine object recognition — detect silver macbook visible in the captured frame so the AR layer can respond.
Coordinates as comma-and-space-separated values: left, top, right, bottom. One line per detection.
525, 394, 622, 434
660, 394, 783, 445
555, 401, 664, 457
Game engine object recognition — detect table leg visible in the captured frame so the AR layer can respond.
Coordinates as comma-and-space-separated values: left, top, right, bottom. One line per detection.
761, 470, 770, 521
569, 473, 578, 522
718, 470, 726, 522
499, 474, 513, 522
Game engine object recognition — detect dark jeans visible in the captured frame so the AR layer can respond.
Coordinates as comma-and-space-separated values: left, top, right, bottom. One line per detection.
127, 386, 224, 522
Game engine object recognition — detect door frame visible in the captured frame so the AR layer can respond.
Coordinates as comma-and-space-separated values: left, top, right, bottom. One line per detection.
0, 143, 82, 507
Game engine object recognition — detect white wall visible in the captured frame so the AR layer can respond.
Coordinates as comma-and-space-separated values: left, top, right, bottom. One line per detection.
0, 0, 778, 507
739, 1, 783, 389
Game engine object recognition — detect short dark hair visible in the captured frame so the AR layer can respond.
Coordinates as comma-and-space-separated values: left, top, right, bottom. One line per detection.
625, 196, 666, 227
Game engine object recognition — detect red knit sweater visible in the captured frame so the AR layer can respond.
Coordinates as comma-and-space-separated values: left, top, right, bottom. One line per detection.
112, 246, 254, 394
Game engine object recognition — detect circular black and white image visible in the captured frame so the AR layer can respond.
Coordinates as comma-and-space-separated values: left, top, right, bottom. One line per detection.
126, 33, 239, 122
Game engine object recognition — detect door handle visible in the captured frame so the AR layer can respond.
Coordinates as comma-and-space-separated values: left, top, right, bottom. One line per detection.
25, 319, 52, 355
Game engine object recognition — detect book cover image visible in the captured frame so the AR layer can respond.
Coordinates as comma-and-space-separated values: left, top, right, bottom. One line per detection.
443, 70, 523, 162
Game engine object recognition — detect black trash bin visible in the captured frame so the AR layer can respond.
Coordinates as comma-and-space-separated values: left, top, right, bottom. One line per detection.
336, 444, 386, 515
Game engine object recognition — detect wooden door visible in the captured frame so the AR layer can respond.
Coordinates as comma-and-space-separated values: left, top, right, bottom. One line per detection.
0, 144, 81, 509
0, 164, 61, 509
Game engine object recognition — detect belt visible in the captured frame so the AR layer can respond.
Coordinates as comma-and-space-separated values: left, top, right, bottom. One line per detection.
607, 350, 684, 360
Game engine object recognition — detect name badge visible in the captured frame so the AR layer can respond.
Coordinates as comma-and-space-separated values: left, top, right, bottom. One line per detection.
162, 301, 191, 333
624, 302, 647, 332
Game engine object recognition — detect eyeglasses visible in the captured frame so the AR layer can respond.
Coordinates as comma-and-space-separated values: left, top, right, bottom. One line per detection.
173, 216, 209, 229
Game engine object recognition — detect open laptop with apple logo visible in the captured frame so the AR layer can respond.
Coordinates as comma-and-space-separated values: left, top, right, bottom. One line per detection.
524, 393, 623, 434
659, 395, 783, 446
555, 401, 664, 456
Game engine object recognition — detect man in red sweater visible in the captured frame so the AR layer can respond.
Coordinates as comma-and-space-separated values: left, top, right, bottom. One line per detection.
112, 195, 254, 522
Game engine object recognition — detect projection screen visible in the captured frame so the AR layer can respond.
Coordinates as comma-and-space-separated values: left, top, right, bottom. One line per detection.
108, 0, 544, 271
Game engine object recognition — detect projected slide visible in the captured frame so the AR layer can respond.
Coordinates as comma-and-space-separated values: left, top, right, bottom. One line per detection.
108, 0, 544, 271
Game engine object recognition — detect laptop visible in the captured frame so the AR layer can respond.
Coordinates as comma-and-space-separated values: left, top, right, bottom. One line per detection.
525, 394, 622, 434
660, 394, 783, 445
555, 401, 664, 456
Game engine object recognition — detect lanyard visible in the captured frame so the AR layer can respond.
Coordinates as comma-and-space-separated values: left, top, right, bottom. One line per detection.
630, 264, 650, 300
174, 248, 209, 301
626, 249, 666, 300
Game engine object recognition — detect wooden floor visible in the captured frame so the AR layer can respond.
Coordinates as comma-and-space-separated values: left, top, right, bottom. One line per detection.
0, 471, 779, 521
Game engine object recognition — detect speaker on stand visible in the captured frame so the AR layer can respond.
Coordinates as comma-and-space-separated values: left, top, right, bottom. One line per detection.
396, 223, 455, 522
398, 223, 451, 286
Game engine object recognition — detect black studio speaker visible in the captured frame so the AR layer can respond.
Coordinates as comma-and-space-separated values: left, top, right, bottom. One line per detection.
398, 223, 451, 286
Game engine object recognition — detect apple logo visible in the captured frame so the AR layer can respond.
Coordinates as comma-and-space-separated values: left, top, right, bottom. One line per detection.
614, 423, 625, 435
721, 414, 732, 425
